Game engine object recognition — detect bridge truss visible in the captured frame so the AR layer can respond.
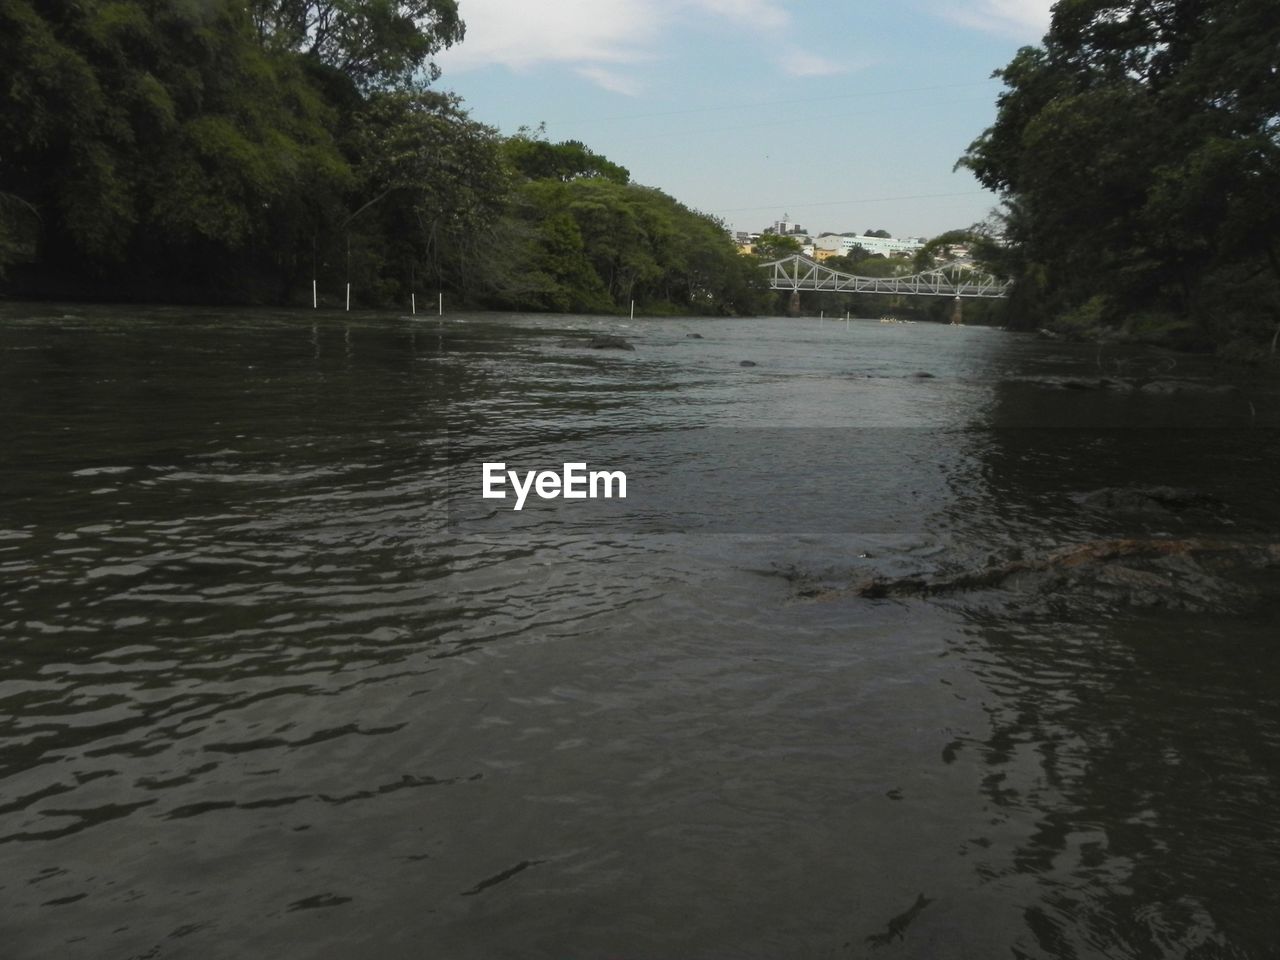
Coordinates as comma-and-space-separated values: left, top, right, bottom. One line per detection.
760, 255, 1011, 298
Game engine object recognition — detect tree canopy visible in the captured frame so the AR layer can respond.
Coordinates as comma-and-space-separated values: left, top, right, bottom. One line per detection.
752, 232, 803, 260
503, 130, 631, 185
249, 0, 463, 87
0, 0, 762, 314
960, 0, 1280, 351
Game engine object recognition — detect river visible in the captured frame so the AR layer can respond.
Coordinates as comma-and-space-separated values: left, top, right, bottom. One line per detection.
2, 304, 1279, 958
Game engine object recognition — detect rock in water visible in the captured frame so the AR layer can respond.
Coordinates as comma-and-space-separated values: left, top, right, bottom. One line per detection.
1138, 379, 1235, 395
557, 335, 634, 351
1078, 486, 1221, 514
739, 360, 758, 367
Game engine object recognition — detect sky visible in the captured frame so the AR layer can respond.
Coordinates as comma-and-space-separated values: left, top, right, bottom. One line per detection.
433, 1, 1055, 239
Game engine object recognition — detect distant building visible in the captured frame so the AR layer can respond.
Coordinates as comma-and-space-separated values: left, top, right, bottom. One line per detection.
767, 213, 807, 236
814, 234, 924, 258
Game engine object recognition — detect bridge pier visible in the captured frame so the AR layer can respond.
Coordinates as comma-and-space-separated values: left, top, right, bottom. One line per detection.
788, 289, 801, 317
950, 296, 963, 326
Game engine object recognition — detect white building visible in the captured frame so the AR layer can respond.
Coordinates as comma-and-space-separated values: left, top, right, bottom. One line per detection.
769, 213, 807, 236
814, 234, 924, 258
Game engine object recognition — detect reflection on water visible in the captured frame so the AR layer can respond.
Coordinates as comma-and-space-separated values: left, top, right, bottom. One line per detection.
2, 303, 1278, 958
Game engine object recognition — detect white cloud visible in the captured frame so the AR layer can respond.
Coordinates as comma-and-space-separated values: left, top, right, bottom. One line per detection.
686, 0, 790, 30
437, 0, 798, 93
575, 66, 646, 97
933, 0, 1053, 40
778, 46, 849, 78
438, 0, 658, 73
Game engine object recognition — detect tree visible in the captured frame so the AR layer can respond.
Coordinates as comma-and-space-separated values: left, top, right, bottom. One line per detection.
0, 0, 767, 314
959, 0, 1280, 343
912, 227, 993, 271
480, 191, 612, 313
248, 0, 463, 88
491, 176, 762, 315
0, 0, 352, 296
0, 193, 39, 278
503, 129, 630, 184
826, 254, 900, 278
348, 90, 508, 297
753, 231, 802, 259
831, 242, 871, 263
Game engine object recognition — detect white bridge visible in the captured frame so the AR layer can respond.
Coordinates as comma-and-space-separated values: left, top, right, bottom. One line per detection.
760, 254, 1011, 298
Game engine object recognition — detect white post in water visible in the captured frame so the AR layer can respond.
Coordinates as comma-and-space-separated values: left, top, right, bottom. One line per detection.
630, 300, 635, 320
820, 310, 824, 320
411, 293, 416, 315
438, 293, 443, 316
312, 279, 317, 309
345, 283, 350, 311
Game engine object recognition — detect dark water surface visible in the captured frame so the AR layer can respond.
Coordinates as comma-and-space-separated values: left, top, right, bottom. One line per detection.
3, 304, 1280, 959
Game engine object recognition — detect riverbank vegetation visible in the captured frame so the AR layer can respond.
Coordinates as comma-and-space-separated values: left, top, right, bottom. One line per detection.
961, 0, 1280, 358
8, 0, 1275, 345
0, 0, 764, 315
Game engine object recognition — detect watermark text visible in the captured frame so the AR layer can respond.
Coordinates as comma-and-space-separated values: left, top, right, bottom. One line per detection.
482, 462, 627, 510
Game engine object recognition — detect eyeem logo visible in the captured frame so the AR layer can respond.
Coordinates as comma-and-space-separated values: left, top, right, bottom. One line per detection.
482, 462, 627, 511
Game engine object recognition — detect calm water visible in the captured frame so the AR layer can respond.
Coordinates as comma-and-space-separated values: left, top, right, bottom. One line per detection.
2, 304, 1280, 959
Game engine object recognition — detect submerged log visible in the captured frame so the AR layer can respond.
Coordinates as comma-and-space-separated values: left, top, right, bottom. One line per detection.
854, 538, 1280, 599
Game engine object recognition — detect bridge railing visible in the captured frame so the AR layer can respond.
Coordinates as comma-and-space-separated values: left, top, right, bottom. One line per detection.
759, 254, 1011, 298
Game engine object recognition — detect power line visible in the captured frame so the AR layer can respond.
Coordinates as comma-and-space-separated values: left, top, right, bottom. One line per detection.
610, 94, 996, 143
716, 190, 991, 213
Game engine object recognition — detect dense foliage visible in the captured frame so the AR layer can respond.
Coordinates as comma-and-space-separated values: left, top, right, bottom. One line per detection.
0, 0, 762, 314
960, 0, 1280, 352
481, 175, 763, 315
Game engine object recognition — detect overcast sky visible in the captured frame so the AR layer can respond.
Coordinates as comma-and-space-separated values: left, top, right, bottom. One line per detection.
434, 1, 1054, 238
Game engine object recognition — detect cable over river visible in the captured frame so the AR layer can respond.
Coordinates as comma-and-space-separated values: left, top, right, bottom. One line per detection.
3, 304, 1280, 959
